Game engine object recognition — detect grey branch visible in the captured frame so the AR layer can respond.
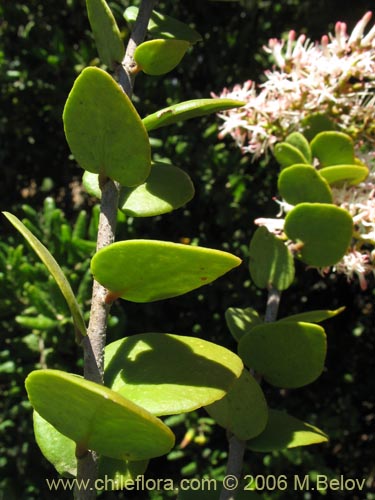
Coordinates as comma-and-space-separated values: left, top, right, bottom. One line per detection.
265, 285, 281, 323
118, 0, 157, 96
75, 2, 156, 498
219, 286, 281, 500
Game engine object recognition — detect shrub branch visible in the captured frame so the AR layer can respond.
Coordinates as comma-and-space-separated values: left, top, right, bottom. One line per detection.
219, 286, 281, 500
75, 2, 156, 498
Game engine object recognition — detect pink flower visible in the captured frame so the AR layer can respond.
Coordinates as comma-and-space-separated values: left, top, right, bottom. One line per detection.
334, 250, 372, 290
216, 12, 375, 288
215, 12, 375, 160
254, 217, 285, 235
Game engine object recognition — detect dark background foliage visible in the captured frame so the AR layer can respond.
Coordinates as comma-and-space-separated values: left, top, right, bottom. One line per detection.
1, 0, 374, 498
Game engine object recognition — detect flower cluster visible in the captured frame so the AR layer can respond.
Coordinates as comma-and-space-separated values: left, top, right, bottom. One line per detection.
215, 12, 375, 160
216, 12, 375, 288
330, 152, 375, 288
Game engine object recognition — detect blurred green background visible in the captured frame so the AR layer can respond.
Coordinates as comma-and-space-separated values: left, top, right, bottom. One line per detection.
1, 1, 374, 498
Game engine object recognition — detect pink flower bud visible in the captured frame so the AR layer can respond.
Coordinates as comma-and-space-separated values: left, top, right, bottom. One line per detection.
349, 11, 372, 45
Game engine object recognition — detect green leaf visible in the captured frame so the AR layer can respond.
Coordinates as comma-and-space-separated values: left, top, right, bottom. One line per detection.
119, 162, 194, 216
301, 113, 335, 141
311, 131, 355, 166
225, 307, 262, 342
124, 6, 202, 43
285, 132, 312, 163
98, 456, 148, 490
83, 162, 195, 217
134, 39, 190, 75
91, 239, 241, 303
33, 410, 76, 477
277, 165, 333, 204
2, 212, 86, 336
86, 0, 125, 68
142, 98, 245, 132
15, 314, 60, 331
72, 210, 88, 240
319, 165, 368, 186
205, 370, 268, 440
248, 409, 328, 451
279, 307, 345, 324
82, 171, 101, 198
249, 227, 294, 290
63, 67, 151, 187
33, 410, 148, 484
26, 369, 174, 461
274, 142, 309, 169
238, 322, 327, 388
104, 333, 243, 416
284, 203, 353, 267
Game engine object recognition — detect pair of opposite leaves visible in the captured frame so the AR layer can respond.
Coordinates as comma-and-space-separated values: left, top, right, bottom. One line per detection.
8, 0, 329, 484
253, 131, 362, 273
27, 330, 327, 479
63, 65, 244, 191
87, 0, 201, 73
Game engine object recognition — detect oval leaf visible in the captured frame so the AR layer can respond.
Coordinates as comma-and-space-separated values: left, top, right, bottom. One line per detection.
142, 99, 245, 132
205, 370, 268, 440
63, 67, 151, 187
83, 163, 195, 217
26, 370, 175, 461
278, 165, 333, 205
319, 164, 368, 186
33, 410, 148, 484
33, 410, 76, 477
86, 0, 125, 68
279, 307, 345, 324
225, 307, 262, 342
285, 132, 312, 163
104, 333, 243, 416
311, 131, 355, 166
249, 227, 295, 290
124, 6, 202, 43
238, 322, 327, 388
2, 212, 86, 336
284, 203, 353, 267
134, 39, 190, 75
82, 171, 101, 198
91, 240, 242, 303
301, 113, 335, 141
248, 409, 328, 452
119, 162, 195, 216
274, 142, 309, 169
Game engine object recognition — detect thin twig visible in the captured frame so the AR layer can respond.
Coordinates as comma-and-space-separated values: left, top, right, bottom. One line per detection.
218, 433, 246, 500
264, 285, 281, 323
118, 0, 157, 96
82, 178, 120, 385
219, 286, 281, 500
75, 2, 155, 498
